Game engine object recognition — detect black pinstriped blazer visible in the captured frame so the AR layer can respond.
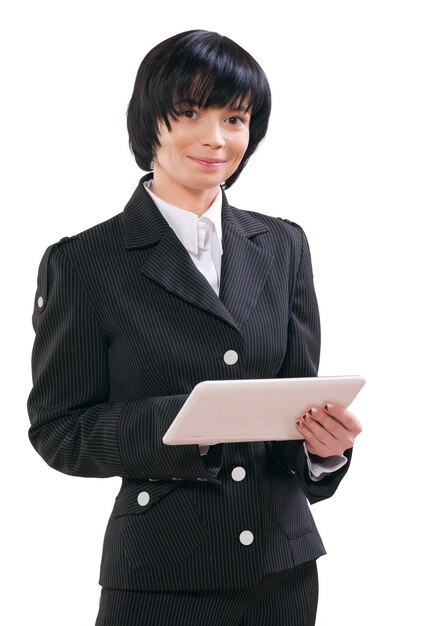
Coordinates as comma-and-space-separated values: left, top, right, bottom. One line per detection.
28, 173, 351, 591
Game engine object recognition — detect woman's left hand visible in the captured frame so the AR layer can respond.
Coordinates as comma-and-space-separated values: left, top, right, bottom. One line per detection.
295, 403, 362, 458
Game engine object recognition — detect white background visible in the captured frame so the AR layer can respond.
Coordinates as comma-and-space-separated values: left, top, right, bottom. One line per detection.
1, 1, 427, 624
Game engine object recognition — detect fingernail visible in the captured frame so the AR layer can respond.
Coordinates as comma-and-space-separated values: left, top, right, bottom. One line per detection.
309, 407, 317, 416
296, 420, 302, 428
324, 403, 333, 412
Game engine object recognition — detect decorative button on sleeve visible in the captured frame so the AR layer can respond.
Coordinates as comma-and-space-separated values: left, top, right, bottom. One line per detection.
239, 530, 254, 546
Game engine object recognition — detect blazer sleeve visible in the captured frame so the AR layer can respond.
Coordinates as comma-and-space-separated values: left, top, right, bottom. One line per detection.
267, 224, 352, 504
27, 243, 222, 483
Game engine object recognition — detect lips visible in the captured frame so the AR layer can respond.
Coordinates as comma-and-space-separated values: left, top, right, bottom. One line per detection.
195, 158, 225, 163
188, 156, 226, 164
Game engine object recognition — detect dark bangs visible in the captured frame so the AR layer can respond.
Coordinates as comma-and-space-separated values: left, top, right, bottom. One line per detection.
127, 30, 271, 188
165, 71, 254, 126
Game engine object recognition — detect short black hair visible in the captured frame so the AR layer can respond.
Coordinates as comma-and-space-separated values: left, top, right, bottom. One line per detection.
127, 30, 271, 188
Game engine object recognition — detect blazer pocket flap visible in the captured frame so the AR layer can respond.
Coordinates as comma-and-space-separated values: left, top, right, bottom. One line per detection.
113, 480, 181, 517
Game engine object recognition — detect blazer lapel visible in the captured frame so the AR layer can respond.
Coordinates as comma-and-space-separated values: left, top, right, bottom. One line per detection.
219, 189, 274, 329
122, 174, 274, 332
122, 175, 238, 330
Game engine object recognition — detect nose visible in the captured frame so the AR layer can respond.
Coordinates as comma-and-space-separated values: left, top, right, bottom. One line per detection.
198, 118, 225, 148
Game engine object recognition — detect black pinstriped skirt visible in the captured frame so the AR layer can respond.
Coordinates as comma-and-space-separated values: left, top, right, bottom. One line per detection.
95, 561, 318, 626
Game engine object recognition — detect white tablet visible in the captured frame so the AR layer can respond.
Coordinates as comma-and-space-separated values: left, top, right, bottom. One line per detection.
162, 376, 365, 446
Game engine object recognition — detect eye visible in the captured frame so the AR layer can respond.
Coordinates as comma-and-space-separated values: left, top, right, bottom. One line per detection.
226, 116, 246, 126
179, 109, 198, 119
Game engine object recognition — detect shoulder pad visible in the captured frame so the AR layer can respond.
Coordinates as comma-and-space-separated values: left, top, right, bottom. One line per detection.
33, 235, 78, 316
56, 235, 78, 247
280, 217, 301, 229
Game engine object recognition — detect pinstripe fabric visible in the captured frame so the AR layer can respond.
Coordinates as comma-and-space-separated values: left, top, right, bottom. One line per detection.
28, 172, 352, 595
95, 561, 318, 626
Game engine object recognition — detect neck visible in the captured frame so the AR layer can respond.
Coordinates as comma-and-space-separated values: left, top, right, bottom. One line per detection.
150, 171, 219, 217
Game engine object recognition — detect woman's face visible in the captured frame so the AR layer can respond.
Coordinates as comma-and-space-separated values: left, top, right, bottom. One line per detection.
153, 103, 251, 193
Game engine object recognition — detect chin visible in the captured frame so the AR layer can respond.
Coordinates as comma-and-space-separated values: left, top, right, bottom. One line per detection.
184, 175, 224, 190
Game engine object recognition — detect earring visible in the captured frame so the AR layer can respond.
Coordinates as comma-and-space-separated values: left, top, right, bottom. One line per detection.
149, 160, 154, 171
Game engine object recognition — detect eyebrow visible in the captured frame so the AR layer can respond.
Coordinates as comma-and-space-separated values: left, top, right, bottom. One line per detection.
229, 105, 251, 114
173, 100, 251, 114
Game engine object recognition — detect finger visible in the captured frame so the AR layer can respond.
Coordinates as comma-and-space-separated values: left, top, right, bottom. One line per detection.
301, 412, 338, 448
298, 410, 355, 456
308, 407, 348, 441
323, 403, 363, 436
309, 407, 357, 452
296, 418, 334, 457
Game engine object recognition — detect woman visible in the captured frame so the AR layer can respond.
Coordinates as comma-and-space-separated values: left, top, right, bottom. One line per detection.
28, 30, 362, 626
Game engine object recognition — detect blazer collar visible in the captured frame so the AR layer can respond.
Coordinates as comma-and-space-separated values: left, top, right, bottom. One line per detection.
122, 173, 274, 331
